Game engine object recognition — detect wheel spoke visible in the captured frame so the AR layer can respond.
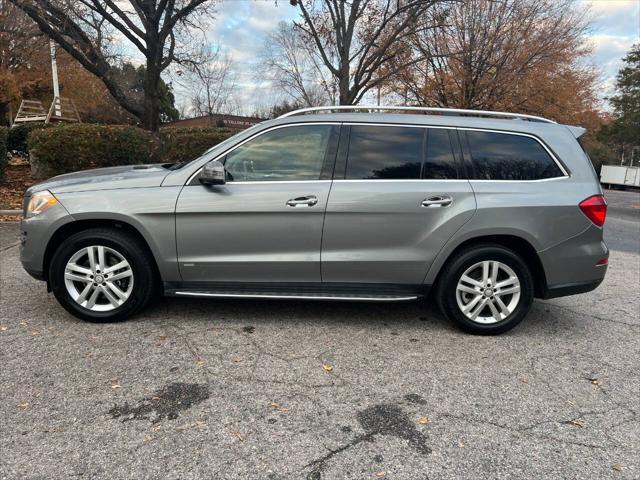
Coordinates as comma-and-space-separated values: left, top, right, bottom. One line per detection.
490, 261, 499, 285
101, 285, 120, 307
86, 246, 97, 272
104, 261, 128, 274
469, 298, 488, 320
481, 261, 490, 286
77, 283, 93, 303
461, 274, 483, 288
105, 281, 128, 301
457, 284, 479, 295
67, 263, 92, 275
487, 299, 502, 322
97, 246, 106, 271
85, 287, 101, 309
108, 269, 133, 282
498, 285, 520, 296
462, 294, 483, 314
64, 272, 91, 283
496, 276, 518, 289
494, 295, 510, 317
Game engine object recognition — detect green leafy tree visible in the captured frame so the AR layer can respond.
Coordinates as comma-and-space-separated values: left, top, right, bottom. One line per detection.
599, 44, 640, 164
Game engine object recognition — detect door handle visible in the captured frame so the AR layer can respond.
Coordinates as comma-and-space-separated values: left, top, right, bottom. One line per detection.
286, 195, 318, 207
421, 195, 453, 208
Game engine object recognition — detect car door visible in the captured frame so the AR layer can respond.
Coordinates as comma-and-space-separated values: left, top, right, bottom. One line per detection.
321, 124, 476, 285
175, 123, 339, 283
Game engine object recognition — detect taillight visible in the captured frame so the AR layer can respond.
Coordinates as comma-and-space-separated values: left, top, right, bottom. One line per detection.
579, 195, 607, 227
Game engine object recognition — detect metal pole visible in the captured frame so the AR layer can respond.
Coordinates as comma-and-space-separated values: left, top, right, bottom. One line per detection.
50, 40, 61, 117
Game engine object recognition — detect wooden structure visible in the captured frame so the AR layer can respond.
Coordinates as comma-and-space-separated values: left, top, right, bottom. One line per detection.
46, 96, 81, 124
12, 99, 48, 126
12, 96, 81, 127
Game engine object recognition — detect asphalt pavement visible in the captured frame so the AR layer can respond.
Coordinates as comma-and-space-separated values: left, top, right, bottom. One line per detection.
1, 190, 638, 479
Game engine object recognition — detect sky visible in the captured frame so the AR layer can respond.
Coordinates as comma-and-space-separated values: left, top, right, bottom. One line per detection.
172, 0, 640, 115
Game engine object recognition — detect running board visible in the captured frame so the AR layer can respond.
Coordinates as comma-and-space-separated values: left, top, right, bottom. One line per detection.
171, 291, 418, 302
164, 282, 427, 302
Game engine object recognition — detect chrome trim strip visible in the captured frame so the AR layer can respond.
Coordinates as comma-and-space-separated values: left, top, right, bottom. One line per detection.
278, 105, 557, 124
173, 292, 418, 302
226, 180, 332, 185
332, 179, 470, 183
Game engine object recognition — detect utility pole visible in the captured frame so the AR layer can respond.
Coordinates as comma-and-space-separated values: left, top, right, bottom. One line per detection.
50, 40, 61, 117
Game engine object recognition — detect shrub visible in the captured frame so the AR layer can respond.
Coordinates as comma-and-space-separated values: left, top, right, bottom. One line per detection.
158, 127, 235, 163
28, 124, 156, 179
0, 126, 7, 181
7, 123, 49, 155
27, 124, 238, 179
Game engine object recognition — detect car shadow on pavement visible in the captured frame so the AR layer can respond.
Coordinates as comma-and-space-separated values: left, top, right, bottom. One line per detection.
133, 295, 574, 337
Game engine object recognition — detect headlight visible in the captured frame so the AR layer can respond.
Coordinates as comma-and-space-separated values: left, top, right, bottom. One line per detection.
26, 191, 58, 218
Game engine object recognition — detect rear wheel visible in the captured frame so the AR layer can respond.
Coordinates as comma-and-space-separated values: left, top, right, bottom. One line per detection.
49, 228, 156, 322
436, 244, 534, 335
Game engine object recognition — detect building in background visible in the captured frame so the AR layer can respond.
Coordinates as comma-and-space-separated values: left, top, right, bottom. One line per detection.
162, 114, 262, 129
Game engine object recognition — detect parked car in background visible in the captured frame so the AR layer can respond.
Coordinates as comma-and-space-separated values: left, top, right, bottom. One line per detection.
20, 106, 608, 334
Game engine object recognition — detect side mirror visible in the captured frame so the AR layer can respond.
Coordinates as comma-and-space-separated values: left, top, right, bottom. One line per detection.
200, 159, 226, 186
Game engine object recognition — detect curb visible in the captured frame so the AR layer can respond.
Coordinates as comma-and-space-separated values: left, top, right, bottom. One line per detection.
0, 210, 22, 216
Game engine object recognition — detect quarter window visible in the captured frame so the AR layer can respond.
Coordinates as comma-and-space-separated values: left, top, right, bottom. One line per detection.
224, 125, 333, 182
466, 131, 563, 180
345, 126, 423, 179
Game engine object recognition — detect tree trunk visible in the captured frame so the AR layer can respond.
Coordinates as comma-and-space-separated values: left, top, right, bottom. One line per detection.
144, 64, 161, 131
143, 39, 162, 131
338, 64, 351, 105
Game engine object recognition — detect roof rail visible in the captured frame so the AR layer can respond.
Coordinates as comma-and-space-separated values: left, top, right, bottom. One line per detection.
278, 105, 556, 124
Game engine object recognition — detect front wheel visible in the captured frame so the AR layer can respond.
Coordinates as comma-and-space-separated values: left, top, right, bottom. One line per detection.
436, 245, 534, 335
49, 228, 156, 322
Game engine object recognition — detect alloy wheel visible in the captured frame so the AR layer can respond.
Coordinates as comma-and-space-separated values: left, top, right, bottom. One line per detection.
64, 245, 134, 312
455, 260, 521, 324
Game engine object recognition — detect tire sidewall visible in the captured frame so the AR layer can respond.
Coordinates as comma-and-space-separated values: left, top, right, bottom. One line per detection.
49, 230, 152, 322
440, 246, 534, 335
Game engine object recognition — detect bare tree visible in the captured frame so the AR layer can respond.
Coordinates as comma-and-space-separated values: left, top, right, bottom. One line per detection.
289, 0, 448, 105
259, 21, 335, 107
394, 0, 591, 114
177, 44, 237, 119
8, 0, 215, 130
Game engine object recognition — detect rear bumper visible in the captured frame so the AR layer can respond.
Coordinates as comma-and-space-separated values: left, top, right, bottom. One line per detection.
542, 278, 605, 299
537, 224, 608, 299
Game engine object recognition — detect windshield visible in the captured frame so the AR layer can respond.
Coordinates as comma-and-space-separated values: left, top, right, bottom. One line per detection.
166, 123, 265, 170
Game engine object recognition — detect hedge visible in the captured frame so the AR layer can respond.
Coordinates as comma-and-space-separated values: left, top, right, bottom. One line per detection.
0, 126, 7, 181
28, 124, 236, 179
7, 123, 49, 155
158, 127, 235, 163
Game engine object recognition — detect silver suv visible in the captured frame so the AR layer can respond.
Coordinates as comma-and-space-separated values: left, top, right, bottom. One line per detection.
20, 106, 609, 334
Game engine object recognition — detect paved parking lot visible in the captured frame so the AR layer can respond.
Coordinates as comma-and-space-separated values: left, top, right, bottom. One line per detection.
1, 191, 639, 479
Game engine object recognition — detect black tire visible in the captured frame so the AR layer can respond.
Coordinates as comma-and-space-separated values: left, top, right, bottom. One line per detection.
436, 244, 534, 335
49, 228, 156, 322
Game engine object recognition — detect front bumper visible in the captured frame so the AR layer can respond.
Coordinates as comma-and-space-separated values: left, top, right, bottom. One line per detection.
20, 203, 73, 282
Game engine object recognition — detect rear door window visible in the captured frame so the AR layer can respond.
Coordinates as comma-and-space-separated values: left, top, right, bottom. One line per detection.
465, 130, 563, 180
424, 128, 459, 179
345, 125, 424, 179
